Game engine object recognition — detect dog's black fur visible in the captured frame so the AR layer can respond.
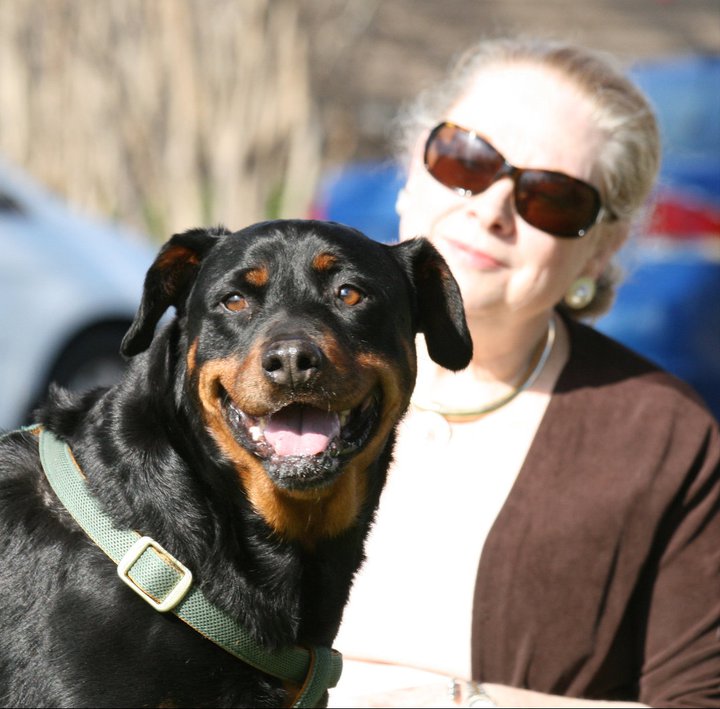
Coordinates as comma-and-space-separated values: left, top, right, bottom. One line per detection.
0, 220, 471, 708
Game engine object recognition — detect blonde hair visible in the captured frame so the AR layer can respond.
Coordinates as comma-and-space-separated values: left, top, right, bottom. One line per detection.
396, 37, 661, 318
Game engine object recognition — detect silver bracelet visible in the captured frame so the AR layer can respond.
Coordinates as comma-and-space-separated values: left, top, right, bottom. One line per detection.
449, 678, 498, 707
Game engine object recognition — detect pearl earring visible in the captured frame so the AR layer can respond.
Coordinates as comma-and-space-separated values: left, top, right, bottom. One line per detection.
564, 276, 596, 309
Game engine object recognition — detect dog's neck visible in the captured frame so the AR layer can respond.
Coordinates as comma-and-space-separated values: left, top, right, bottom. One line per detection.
38, 371, 377, 653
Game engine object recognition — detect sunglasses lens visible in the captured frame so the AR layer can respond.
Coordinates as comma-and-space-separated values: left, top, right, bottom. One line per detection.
424, 122, 603, 238
515, 171, 602, 237
424, 124, 503, 195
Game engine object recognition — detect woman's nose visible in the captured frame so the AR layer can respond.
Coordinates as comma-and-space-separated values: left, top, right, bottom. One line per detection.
463, 178, 516, 236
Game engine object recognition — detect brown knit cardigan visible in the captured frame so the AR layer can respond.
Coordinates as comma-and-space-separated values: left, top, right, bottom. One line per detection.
472, 316, 720, 708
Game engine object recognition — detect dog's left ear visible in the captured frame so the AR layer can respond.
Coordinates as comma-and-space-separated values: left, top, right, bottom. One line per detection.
391, 237, 473, 371
121, 227, 227, 357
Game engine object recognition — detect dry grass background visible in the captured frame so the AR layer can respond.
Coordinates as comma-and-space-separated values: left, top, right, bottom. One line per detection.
0, 0, 318, 239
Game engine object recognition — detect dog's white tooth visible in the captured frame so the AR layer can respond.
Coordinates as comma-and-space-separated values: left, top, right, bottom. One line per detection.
340, 410, 350, 426
248, 424, 264, 442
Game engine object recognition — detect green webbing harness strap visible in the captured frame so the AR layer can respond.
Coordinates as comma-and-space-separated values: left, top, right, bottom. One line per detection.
34, 427, 342, 708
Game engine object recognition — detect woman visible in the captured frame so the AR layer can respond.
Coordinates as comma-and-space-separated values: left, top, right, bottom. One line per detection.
330, 38, 720, 708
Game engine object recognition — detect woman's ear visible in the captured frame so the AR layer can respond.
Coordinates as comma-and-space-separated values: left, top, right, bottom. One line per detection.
397, 134, 433, 241
582, 221, 630, 281
395, 186, 410, 217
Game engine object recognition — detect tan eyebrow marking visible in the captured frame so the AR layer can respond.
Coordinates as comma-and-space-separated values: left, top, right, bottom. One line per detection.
244, 266, 269, 287
312, 252, 338, 272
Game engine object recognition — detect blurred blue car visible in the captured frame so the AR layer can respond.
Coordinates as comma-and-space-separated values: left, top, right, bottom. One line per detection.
0, 159, 155, 430
595, 55, 720, 419
312, 55, 720, 419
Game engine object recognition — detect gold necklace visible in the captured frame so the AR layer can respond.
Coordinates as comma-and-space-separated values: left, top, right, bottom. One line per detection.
411, 316, 557, 422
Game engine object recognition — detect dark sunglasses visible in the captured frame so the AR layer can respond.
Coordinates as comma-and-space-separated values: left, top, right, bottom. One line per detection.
424, 122, 609, 238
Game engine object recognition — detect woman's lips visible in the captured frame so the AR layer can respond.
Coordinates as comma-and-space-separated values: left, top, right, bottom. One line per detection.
443, 237, 506, 270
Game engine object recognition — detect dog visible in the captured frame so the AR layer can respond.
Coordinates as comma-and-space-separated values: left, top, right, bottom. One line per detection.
0, 219, 471, 707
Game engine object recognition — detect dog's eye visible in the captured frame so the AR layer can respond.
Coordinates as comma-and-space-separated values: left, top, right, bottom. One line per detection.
337, 284, 365, 306
222, 294, 248, 312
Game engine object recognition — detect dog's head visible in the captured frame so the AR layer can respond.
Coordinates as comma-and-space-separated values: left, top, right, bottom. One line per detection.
121, 220, 471, 541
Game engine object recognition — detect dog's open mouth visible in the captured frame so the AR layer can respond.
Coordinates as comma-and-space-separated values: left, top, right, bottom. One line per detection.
222, 391, 380, 490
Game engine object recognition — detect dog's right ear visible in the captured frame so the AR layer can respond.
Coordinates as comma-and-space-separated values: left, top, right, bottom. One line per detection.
121, 227, 227, 357
391, 237, 473, 371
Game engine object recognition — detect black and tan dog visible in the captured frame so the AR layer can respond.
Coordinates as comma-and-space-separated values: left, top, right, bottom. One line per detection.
0, 220, 471, 707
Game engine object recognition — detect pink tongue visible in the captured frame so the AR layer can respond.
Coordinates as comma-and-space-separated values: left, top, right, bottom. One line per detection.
264, 405, 340, 457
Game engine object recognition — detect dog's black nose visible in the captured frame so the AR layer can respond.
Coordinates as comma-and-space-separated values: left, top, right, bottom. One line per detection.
262, 339, 324, 387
